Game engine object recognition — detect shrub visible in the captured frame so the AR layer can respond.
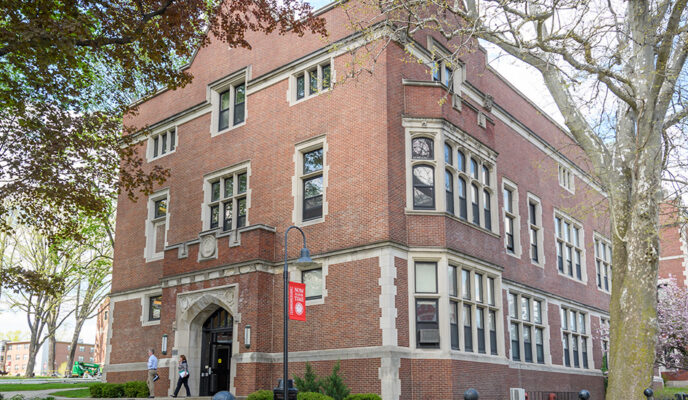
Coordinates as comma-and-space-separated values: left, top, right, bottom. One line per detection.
343, 395, 382, 400
89, 383, 105, 398
298, 393, 333, 400
247, 390, 273, 400
321, 361, 350, 400
123, 381, 149, 398
294, 362, 322, 394
9, 395, 24, 400
102, 383, 125, 398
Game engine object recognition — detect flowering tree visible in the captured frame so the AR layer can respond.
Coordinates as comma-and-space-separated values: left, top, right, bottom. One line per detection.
657, 278, 688, 369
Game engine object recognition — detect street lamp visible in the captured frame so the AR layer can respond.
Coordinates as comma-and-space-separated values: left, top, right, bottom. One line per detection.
283, 226, 317, 400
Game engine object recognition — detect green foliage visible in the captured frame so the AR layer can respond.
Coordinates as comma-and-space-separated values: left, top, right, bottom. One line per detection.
246, 390, 273, 400
123, 381, 149, 398
9, 396, 24, 400
294, 362, 322, 393
101, 383, 124, 398
343, 395, 382, 400
88, 383, 104, 398
321, 361, 350, 400
297, 393, 333, 400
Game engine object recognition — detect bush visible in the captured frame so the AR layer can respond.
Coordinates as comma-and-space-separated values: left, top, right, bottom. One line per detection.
298, 393, 333, 400
321, 361, 350, 400
344, 395, 382, 400
247, 390, 273, 400
123, 381, 149, 398
295, 362, 322, 394
102, 383, 125, 398
89, 384, 105, 398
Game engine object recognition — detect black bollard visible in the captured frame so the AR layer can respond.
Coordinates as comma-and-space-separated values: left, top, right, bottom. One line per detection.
644, 388, 654, 399
464, 388, 479, 400
578, 390, 590, 400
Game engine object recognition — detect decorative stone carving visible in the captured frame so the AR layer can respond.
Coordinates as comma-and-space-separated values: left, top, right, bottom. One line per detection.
199, 233, 217, 259
178, 242, 188, 259
176, 286, 236, 318
484, 94, 494, 112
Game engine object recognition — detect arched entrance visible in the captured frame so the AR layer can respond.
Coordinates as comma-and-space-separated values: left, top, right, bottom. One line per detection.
199, 308, 233, 396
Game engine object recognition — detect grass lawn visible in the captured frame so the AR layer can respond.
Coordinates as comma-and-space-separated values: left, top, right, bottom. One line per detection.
655, 386, 688, 398
47, 388, 91, 398
0, 383, 93, 392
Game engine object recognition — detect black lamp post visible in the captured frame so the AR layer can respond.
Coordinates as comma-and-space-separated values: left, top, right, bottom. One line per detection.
283, 226, 316, 400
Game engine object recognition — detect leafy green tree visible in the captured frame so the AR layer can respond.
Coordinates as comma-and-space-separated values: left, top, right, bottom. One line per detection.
294, 362, 323, 393
321, 361, 350, 400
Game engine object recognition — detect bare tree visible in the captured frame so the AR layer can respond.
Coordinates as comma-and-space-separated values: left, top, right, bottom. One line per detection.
342, 1, 688, 398
5, 228, 75, 377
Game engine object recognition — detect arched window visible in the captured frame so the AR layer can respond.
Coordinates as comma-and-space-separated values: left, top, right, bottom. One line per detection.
458, 177, 467, 219
445, 143, 453, 165
413, 165, 435, 209
470, 159, 478, 180
445, 170, 454, 214
457, 150, 466, 172
483, 189, 492, 230
482, 165, 490, 186
412, 137, 434, 160
472, 183, 480, 225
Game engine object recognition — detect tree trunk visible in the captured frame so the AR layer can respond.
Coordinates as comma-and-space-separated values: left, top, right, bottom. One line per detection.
24, 334, 39, 377
606, 122, 662, 399
67, 318, 86, 371
47, 334, 56, 376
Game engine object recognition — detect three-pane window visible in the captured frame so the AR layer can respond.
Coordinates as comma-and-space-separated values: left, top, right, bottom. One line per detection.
208, 171, 247, 231
151, 128, 176, 160
295, 63, 331, 101
561, 307, 589, 368
508, 292, 545, 364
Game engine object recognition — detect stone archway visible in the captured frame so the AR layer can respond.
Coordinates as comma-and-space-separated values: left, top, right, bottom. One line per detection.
172, 285, 239, 396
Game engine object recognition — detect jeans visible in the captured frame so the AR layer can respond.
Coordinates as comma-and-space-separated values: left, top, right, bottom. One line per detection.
174, 375, 190, 397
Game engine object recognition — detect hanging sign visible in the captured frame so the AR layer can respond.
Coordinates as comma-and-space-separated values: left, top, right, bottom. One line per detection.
289, 281, 307, 321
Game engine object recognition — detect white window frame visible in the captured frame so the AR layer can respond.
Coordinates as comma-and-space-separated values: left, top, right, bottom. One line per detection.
144, 189, 170, 262
554, 210, 586, 283
507, 290, 549, 364
147, 127, 177, 161
527, 193, 545, 267
502, 178, 521, 258
408, 252, 504, 357
292, 135, 328, 226
405, 121, 499, 235
289, 58, 334, 105
208, 68, 248, 137
594, 234, 612, 293
140, 289, 163, 326
558, 164, 575, 193
202, 162, 251, 232
560, 306, 591, 369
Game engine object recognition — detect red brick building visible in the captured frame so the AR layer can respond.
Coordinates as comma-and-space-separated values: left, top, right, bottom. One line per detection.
41, 341, 97, 376
95, 297, 110, 367
106, 3, 611, 398
658, 200, 687, 288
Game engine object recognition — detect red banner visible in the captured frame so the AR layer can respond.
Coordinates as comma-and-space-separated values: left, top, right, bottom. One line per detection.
289, 281, 306, 321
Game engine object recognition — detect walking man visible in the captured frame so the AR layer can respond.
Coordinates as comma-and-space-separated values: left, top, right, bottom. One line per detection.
147, 348, 158, 398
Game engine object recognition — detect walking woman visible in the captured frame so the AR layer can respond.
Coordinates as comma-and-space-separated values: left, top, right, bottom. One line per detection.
171, 355, 190, 398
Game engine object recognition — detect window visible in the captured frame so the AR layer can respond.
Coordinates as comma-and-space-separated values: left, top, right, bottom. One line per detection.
415, 262, 439, 348
90, 348, 94, 353
595, 236, 612, 292
452, 146, 495, 231
294, 138, 328, 224
145, 190, 169, 261
293, 61, 332, 102
445, 144, 454, 214
561, 307, 589, 368
528, 195, 544, 265
23, 354, 27, 360
15, 355, 19, 360
218, 82, 245, 131
449, 267, 500, 355
555, 212, 584, 281
79, 346, 85, 352
149, 128, 177, 161
205, 170, 248, 231
148, 295, 162, 321
104, 311, 108, 321
302, 268, 323, 300
89, 357, 94, 362
78, 356, 84, 362
558, 164, 574, 193
502, 180, 520, 256
508, 292, 546, 364
601, 317, 610, 367
210, 69, 247, 135
302, 148, 324, 220
24, 344, 28, 349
